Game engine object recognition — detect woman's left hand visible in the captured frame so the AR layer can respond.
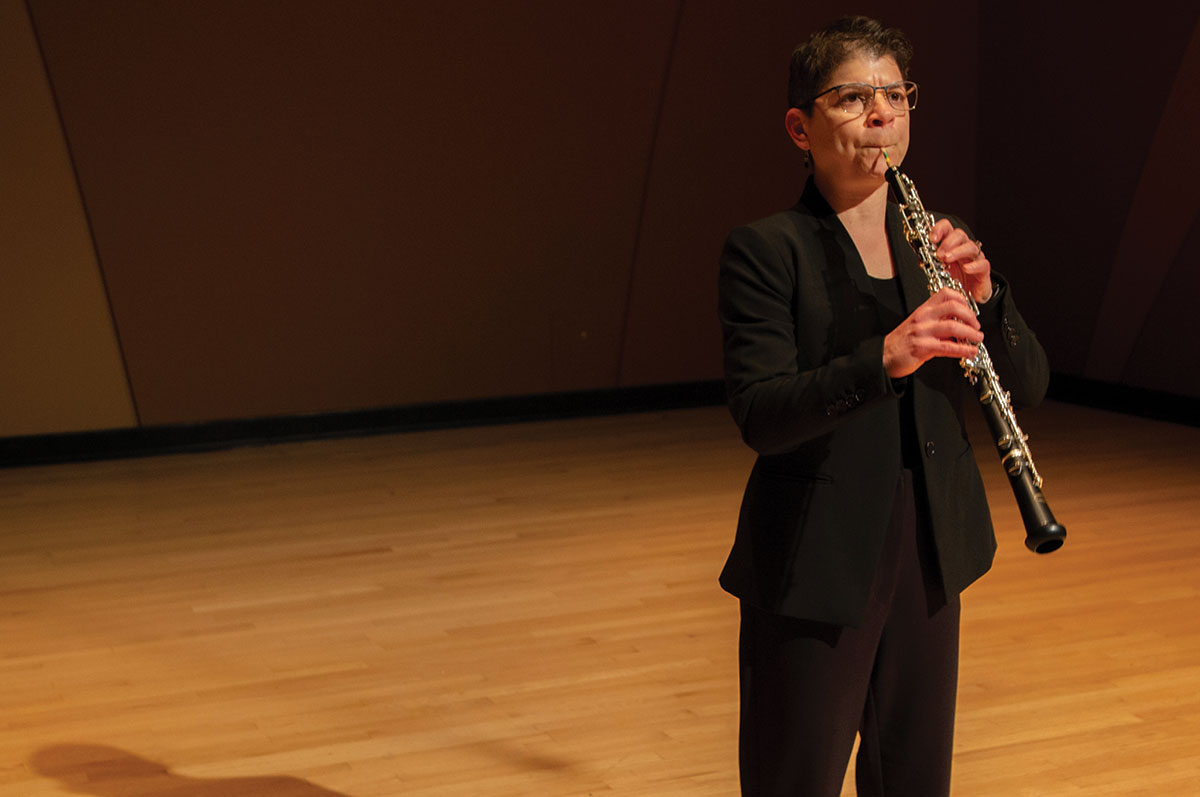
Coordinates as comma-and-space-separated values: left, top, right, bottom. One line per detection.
928, 218, 992, 304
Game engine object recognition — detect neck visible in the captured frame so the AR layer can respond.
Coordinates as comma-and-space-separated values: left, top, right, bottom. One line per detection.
813, 173, 889, 223
813, 174, 895, 279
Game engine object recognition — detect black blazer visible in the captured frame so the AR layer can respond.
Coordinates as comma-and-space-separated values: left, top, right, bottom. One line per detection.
718, 179, 1049, 627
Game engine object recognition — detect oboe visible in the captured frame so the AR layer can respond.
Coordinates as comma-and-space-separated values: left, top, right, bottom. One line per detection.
881, 150, 1066, 554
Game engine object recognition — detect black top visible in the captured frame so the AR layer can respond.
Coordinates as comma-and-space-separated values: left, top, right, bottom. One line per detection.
868, 274, 920, 470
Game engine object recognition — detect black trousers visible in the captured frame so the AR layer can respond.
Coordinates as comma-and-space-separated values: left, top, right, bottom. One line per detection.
738, 470, 961, 796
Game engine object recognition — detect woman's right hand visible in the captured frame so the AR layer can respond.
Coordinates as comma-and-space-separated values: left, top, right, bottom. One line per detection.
883, 288, 983, 378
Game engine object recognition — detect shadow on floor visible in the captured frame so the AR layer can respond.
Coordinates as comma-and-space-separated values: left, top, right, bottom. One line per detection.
30, 743, 353, 796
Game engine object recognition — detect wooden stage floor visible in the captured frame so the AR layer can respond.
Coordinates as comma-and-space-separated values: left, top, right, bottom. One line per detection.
1, 400, 1198, 795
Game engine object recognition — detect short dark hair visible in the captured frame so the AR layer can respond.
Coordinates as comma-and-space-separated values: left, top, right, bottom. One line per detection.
787, 16, 913, 110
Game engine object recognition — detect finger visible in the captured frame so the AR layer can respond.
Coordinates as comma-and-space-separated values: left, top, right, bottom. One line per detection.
937, 235, 980, 265
959, 251, 988, 270
964, 239, 985, 262
908, 335, 978, 365
927, 217, 954, 244
919, 328, 982, 356
959, 258, 990, 281
926, 289, 980, 325
955, 249, 991, 302
925, 318, 983, 343
941, 340, 982, 360
948, 256, 989, 282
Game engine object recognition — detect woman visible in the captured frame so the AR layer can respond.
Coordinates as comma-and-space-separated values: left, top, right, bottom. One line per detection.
718, 16, 1049, 796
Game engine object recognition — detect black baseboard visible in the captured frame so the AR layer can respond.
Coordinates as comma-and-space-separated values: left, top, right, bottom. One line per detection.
2, 374, 1193, 469
1045, 374, 1197, 428
0, 380, 728, 469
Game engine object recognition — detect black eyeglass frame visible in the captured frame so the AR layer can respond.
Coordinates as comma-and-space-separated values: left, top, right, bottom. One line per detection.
798, 80, 919, 114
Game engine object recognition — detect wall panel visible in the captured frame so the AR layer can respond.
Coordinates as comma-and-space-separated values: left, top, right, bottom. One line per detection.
28, 0, 681, 425
0, 0, 136, 437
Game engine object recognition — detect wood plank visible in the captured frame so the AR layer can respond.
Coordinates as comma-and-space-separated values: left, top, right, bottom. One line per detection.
0, 401, 1197, 795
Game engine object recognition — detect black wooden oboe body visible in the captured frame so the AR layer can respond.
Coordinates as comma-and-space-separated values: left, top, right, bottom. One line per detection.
882, 154, 1066, 554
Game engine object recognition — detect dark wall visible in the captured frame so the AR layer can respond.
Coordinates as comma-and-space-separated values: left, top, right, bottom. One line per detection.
977, 2, 1200, 397
28, 0, 689, 425
6, 1, 1193, 438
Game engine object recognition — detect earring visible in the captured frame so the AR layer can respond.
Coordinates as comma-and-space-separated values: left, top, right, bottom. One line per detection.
802, 150, 812, 168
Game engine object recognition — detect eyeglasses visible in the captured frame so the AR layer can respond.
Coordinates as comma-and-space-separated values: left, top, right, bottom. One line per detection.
802, 81, 919, 116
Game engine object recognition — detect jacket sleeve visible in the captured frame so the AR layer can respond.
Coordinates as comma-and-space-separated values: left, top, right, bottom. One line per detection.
975, 273, 1050, 409
718, 223, 900, 456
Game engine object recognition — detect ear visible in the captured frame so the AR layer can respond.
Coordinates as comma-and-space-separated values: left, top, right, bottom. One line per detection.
784, 107, 810, 152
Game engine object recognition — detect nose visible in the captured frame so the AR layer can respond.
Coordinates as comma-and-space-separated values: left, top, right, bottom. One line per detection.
867, 89, 896, 126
